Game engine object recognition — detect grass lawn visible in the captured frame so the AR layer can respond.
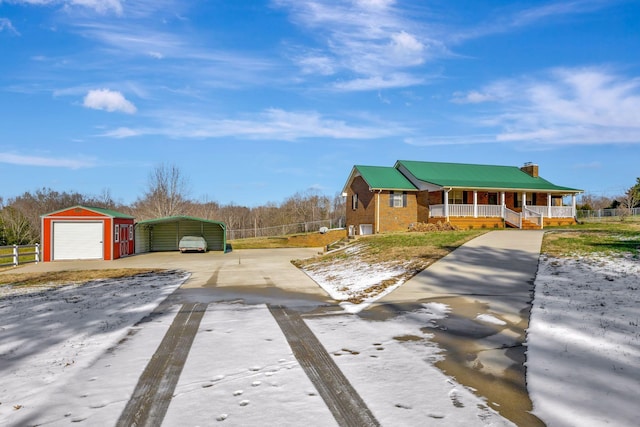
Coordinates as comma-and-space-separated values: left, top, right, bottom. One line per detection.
543, 219, 640, 257
0, 269, 162, 288
294, 229, 487, 272
2, 219, 638, 292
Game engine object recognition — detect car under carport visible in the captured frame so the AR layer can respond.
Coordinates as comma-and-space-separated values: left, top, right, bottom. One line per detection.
135, 216, 226, 253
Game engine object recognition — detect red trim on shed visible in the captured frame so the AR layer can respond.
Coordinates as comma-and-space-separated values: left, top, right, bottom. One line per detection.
41, 206, 135, 262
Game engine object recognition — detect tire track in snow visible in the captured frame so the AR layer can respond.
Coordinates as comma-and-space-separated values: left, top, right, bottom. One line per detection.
269, 305, 380, 427
116, 302, 207, 427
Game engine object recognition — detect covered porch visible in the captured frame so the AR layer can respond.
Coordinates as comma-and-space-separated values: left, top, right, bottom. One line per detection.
428, 190, 579, 229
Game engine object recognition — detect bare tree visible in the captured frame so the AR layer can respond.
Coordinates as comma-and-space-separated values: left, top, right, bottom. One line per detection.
620, 183, 640, 221
0, 188, 90, 244
578, 193, 615, 211
132, 164, 191, 220
0, 206, 33, 245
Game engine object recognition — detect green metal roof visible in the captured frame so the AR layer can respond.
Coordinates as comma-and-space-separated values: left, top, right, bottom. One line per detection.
396, 160, 582, 193
354, 165, 417, 191
84, 206, 135, 218
136, 215, 226, 228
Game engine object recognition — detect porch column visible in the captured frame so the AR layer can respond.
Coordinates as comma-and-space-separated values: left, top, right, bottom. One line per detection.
473, 190, 478, 218
444, 189, 450, 220
547, 193, 552, 218
571, 194, 577, 217
501, 192, 505, 217
522, 192, 527, 210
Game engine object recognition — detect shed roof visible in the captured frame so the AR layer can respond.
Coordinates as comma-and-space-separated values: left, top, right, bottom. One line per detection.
136, 215, 226, 227
42, 205, 135, 219
395, 160, 582, 193
350, 165, 418, 191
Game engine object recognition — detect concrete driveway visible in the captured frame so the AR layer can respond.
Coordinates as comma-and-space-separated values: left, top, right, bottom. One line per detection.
8, 248, 330, 299
371, 229, 545, 427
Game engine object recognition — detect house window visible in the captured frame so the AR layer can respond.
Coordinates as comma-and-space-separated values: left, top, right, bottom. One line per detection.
129, 224, 134, 241
514, 192, 522, 208
115, 224, 120, 243
488, 192, 499, 205
448, 190, 464, 204
390, 191, 406, 207
352, 193, 359, 210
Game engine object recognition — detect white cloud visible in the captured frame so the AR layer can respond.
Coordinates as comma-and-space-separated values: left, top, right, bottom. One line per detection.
454, 67, 640, 145
332, 73, 424, 91
452, 0, 615, 43
83, 89, 137, 114
275, 0, 440, 90
297, 55, 336, 75
388, 31, 424, 66
354, 0, 395, 9
0, 18, 20, 35
7, 0, 123, 14
69, 0, 123, 14
100, 108, 406, 141
0, 152, 95, 169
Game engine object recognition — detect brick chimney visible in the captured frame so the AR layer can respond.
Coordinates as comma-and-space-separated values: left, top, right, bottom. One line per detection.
521, 162, 539, 178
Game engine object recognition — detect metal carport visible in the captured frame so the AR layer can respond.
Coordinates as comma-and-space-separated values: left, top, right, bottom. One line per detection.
135, 216, 226, 253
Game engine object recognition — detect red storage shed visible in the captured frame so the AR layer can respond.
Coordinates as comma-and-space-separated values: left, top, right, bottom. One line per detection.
41, 205, 135, 262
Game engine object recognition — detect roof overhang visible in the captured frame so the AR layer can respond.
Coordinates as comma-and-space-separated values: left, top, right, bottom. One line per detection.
136, 215, 226, 228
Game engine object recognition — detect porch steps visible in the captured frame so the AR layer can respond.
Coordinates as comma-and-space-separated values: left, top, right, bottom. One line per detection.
505, 218, 541, 230
325, 238, 352, 253
521, 219, 541, 230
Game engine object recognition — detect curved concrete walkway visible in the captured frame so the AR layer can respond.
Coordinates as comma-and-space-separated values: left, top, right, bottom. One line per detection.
372, 229, 545, 426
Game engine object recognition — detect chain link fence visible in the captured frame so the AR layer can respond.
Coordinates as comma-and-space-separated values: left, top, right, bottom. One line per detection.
577, 208, 640, 220
227, 218, 344, 240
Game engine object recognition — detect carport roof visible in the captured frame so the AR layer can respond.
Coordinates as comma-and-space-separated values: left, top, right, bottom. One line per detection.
136, 215, 225, 228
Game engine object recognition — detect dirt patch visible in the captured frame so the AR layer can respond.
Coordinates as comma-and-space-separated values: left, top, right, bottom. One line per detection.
0, 269, 164, 289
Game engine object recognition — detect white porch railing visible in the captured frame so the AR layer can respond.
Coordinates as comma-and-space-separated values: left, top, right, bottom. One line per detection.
430, 204, 575, 219
478, 205, 504, 217
430, 204, 445, 217
430, 204, 505, 218
449, 204, 474, 217
526, 206, 574, 218
524, 207, 544, 229
504, 208, 521, 228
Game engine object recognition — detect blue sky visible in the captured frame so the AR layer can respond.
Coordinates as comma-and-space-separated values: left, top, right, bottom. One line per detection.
1, 0, 639, 207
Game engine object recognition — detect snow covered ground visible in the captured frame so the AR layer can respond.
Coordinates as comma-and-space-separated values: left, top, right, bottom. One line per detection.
0, 271, 189, 426
298, 246, 640, 426
0, 272, 510, 426
527, 254, 640, 427
301, 243, 413, 313
1, 249, 639, 426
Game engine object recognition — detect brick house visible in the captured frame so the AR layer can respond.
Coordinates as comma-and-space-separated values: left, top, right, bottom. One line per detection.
342, 160, 582, 235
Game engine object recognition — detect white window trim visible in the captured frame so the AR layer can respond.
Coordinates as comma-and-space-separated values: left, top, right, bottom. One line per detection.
391, 191, 404, 207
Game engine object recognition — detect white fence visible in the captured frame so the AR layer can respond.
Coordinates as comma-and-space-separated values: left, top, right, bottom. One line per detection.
0, 244, 40, 267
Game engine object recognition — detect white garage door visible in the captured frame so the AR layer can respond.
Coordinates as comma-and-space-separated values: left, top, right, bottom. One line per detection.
53, 222, 104, 260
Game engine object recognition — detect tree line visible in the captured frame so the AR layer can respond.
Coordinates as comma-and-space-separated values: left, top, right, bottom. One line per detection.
0, 164, 345, 245
577, 178, 640, 213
